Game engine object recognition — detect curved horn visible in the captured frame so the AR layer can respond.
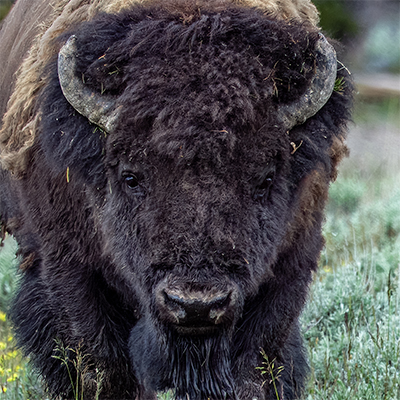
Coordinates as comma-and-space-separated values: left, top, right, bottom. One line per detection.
277, 33, 337, 130
58, 35, 120, 132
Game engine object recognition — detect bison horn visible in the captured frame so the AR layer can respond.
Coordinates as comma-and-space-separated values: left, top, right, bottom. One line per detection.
58, 35, 120, 132
277, 34, 337, 130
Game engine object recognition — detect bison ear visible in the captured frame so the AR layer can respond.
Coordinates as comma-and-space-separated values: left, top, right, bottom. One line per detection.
276, 34, 337, 130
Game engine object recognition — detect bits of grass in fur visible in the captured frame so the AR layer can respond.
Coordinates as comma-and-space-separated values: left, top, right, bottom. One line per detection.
334, 76, 346, 94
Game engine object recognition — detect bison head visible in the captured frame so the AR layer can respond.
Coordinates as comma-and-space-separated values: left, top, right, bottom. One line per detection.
37, 4, 350, 399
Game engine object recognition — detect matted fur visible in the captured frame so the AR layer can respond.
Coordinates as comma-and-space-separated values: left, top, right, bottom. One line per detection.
0, 0, 319, 174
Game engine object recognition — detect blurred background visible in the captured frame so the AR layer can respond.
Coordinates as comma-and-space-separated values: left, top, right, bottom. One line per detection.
0, 1, 399, 399
0, 0, 12, 22
312, 0, 400, 179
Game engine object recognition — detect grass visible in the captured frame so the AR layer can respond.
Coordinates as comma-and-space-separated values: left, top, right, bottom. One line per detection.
303, 175, 400, 399
302, 95, 400, 400
257, 349, 285, 399
303, 263, 400, 400
0, 239, 46, 399
51, 340, 104, 400
0, 97, 399, 399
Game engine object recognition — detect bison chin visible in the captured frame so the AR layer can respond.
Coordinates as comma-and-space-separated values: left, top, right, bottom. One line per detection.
129, 317, 237, 400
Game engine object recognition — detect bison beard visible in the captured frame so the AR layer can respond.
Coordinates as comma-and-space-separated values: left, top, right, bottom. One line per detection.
0, 1, 354, 399
130, 320, 236, 399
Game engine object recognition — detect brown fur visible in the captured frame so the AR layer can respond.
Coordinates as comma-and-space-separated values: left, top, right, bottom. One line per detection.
328, 133, 349, 182
284, 129, 350, 249
282, 168, 329, 251
0, 0, 53, 121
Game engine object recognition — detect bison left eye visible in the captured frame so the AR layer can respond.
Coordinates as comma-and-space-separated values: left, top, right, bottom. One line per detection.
123, 173, 139, 189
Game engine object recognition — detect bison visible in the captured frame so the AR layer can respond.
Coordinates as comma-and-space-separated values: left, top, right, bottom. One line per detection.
0, 0, 353, 399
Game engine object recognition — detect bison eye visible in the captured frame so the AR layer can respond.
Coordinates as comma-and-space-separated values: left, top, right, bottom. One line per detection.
253, 164, 276, 201
123, 173, 139, 189
254, 177, 273, 200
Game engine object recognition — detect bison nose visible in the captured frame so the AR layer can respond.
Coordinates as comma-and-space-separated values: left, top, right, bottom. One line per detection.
158, 288, 236, 329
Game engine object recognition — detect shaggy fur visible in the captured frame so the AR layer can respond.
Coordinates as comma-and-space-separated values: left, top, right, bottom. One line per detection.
0, 0, 318, 175
0, 1, 353, 399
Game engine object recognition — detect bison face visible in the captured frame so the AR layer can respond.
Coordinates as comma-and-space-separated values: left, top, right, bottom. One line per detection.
98, 118, 293, 396
100, 119, 289, 316
38, 5, 343, 399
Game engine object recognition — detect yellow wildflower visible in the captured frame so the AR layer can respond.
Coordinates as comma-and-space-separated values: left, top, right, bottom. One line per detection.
6, 350, 19, 359
7, 372, 19, 382
323, 265, 332, 273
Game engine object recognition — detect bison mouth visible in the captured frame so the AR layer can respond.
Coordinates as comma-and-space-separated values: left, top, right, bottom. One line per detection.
171, 322, 220, 336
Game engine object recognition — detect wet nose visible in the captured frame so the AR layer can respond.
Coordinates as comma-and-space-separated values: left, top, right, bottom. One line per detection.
158, 287, 236, 328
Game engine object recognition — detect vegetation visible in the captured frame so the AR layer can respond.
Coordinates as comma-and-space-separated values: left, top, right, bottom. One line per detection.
0, 238, 46, 398
0, 97, 398, 399
302, 96, 400, 400
0, 0, 13, 22
313, 0, 359, 41
304, 169, 400, 400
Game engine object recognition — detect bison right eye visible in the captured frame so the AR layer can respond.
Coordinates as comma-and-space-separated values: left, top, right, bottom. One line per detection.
253, 176, 273, 200
252, 164, 276, 201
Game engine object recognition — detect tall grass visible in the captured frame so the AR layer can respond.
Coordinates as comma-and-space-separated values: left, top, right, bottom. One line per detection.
303, 170, 400, 400
0, 97, 398, 399
302, 96, 400, 400
0, 238, 46, 399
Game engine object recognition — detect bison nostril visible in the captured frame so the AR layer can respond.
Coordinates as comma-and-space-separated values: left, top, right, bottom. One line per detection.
163, 291, 188, 307
162, 292, 187, 323
161, 289, 232, 328
209, 307, 226, 323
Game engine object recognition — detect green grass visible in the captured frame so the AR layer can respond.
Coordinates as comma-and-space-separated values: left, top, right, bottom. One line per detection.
303, 263, 400, 400
0, 238, 46, 399
303, 174, 400, 399
302, 96, 400, 400
0, 98, 399, 399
